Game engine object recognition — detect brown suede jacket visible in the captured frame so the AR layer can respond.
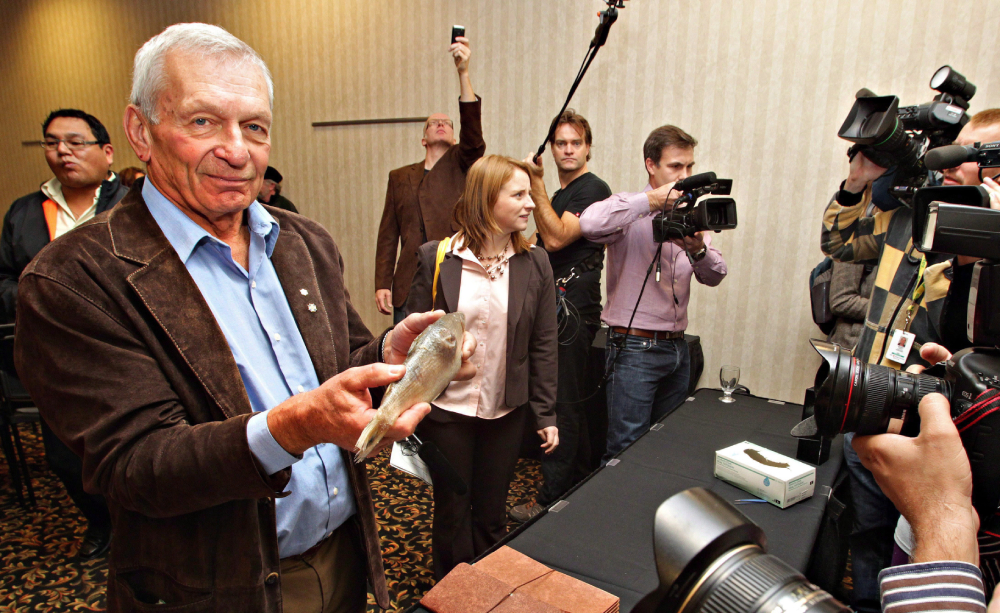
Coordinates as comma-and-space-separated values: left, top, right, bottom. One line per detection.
14, 183, 390, 612
374, 96, 486, 308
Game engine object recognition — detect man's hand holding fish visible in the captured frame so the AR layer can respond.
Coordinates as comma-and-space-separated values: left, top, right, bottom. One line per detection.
265, 310, 477, 459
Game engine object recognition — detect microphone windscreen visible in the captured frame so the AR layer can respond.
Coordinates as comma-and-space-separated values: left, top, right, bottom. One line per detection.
925, 145, 977, 171
674, 172, 717, 192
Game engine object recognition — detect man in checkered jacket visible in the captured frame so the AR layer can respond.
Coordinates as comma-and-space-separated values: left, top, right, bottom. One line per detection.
822, 109, 1000, 613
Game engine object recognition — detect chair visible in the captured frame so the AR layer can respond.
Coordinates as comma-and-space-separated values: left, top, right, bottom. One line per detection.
0, 323, 39, 507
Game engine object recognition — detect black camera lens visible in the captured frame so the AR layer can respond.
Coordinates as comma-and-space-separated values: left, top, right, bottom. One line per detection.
805, 340, 949, 437
634, 488, 849, 613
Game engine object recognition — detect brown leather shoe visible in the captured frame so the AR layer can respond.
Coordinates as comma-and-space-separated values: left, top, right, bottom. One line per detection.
78, 528, 111, 560
509, 500, 544, 523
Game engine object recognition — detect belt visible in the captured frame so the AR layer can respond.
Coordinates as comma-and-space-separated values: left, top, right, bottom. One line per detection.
610, 326, 684, 340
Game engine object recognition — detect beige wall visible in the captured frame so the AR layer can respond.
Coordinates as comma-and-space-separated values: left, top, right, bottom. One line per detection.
1, 0, 997, 402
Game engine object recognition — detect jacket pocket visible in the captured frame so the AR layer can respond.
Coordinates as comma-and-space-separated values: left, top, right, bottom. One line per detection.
116, 568, 213, 612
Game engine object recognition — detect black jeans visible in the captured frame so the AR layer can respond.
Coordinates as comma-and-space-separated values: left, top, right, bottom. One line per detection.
40, 418, 111, 535
538, 322, 598, 506
417, 406, 526, 580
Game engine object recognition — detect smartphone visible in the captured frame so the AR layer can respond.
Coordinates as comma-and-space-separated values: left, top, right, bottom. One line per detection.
451, 25, 465, 44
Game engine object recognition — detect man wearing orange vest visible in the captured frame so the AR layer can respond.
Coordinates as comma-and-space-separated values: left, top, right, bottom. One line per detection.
0, 109, 126, 559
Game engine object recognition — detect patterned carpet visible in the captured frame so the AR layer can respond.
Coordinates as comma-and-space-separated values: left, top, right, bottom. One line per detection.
0, 427, 542, 612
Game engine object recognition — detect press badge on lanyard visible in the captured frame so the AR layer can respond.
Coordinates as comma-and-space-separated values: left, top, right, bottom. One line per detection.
886, 257, 926, 364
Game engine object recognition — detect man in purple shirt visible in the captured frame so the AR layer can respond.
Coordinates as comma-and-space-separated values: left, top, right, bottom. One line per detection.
580, 125, 727, 462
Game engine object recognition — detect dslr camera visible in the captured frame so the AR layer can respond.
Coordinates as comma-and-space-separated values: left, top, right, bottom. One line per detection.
793, 174, 1000, 532
634, 488, 849, 613
837, 66, 976, 203
652, 172, 738, 243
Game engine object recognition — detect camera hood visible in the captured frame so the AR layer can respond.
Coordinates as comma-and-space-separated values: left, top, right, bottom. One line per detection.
912, 185, 1000, 260
791, 340, 855, 438
838, 95, 900, 145
633, 487, 765, 613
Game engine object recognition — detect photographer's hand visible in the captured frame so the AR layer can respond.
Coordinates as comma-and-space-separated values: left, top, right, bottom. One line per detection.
646, 182, 681, 213
670, 232, 706, 253
905, 342, 953, 375
844, 152, 888, 194
983, 176, 1000, 210
450, 36, 475, 102
853, 393, 979, 565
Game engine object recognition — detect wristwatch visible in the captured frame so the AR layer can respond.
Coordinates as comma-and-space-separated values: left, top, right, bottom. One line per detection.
690, 247, 708, 262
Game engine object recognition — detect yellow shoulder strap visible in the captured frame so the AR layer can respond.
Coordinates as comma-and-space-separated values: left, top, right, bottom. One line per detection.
431, 236, 452, 307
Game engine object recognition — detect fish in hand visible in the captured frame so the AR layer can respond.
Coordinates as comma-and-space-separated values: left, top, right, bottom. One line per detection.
354, 312, 466, 462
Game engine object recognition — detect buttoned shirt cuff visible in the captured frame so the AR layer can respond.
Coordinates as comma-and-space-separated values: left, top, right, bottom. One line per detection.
247, 410, 303, 475
879, 561, 985, 613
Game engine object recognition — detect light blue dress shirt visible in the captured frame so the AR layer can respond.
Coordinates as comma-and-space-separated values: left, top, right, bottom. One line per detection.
142, 180, 355, 558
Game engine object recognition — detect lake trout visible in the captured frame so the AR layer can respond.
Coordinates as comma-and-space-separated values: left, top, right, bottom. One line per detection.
354, 312, 466, 462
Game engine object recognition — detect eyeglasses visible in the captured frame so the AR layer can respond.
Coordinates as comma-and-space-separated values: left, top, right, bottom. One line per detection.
41, 139, 100, 151
427, 119, 453, 129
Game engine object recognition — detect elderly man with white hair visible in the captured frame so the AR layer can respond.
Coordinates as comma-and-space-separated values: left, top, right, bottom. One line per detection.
14, 23, 474, 613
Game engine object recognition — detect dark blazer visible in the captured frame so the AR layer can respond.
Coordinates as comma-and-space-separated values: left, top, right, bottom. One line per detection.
374, 97, 486, 308
406, 240, 558, 429
0, 174, 128, 322
14, 181, 390, 612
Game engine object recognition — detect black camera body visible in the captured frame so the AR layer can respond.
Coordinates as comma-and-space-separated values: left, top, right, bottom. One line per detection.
652, 173, 738, 243
837, 66, 976, 203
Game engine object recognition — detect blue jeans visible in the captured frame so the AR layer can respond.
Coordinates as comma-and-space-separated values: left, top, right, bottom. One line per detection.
844, 433, 899, 613
602, 332, 690, 464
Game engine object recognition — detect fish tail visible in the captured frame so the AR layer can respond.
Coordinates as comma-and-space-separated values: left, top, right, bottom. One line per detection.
354, 414, 387, 463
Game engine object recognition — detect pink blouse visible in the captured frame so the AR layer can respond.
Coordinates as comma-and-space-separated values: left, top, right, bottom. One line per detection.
433, 236, 515, 420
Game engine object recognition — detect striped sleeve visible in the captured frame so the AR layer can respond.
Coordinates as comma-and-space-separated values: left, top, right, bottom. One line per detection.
880, 562, 986, 613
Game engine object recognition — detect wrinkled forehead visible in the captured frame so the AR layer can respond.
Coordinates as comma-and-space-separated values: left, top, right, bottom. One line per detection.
160, 49, 271, 117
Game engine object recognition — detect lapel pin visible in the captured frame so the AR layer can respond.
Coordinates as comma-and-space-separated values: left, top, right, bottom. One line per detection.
300, 289, 309, 296
308, 304, 317, 312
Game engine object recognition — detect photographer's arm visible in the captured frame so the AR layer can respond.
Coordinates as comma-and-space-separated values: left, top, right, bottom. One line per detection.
690, 233, 727, 287
579, 191, 657, 245
854, 394, 988, 613
523, 156, 582, 252
822, 153, 890, 263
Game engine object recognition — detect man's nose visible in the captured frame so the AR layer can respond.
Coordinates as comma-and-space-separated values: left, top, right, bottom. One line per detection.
56, 141, 73, 155
214, 124, 251, 166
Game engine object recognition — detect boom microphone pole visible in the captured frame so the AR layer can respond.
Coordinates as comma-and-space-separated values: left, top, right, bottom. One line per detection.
533, 1, 626, 163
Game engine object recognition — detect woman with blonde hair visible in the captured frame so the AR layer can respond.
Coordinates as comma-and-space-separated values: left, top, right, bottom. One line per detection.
406, 154, 559, 578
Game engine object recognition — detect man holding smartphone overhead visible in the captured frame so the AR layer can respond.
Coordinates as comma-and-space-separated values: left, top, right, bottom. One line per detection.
374, 29, 486, 323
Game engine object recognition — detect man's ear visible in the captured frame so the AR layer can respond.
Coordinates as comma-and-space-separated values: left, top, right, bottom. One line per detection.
103, 143, 114, 167
644, 157, 657, 177
421, 137, 428, 148
124, 105, 152, 163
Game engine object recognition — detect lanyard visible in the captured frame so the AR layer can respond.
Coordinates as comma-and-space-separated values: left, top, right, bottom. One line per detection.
903, 256, 927, 332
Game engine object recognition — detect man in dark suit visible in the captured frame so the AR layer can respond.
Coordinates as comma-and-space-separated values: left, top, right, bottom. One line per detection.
15, 23, 473, 613
0, 108, 126, 559
374, 34, 485, 324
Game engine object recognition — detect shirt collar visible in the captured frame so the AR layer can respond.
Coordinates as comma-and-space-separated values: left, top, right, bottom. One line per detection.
41, 176, 109, 216
142, 178, 280, 263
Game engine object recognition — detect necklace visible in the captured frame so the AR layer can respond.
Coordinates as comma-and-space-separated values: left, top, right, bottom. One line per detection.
475, 238, 512, 281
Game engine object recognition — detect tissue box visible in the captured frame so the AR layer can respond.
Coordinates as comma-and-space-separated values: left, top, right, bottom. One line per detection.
715, 441, 816, 508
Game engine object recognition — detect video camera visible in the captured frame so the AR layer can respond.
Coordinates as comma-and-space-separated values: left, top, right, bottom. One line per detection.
925, 139, 1000, 181
651, 172, 738, 243
837, 66, 976, 203
792, 170, 1000, 533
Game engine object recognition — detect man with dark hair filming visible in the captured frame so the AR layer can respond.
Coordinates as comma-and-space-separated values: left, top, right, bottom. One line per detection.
822, 108, 1000, 613
579, 125, 727, 464
510, 110, 612, 522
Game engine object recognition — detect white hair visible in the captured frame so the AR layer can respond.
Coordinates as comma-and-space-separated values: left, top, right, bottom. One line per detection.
130, 23, 274, 123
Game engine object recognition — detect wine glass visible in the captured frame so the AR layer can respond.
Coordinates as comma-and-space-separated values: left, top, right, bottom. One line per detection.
720, 365, 740, 403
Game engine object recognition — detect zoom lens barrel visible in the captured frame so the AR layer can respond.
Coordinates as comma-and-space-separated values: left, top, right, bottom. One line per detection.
806, 340, 950, 437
